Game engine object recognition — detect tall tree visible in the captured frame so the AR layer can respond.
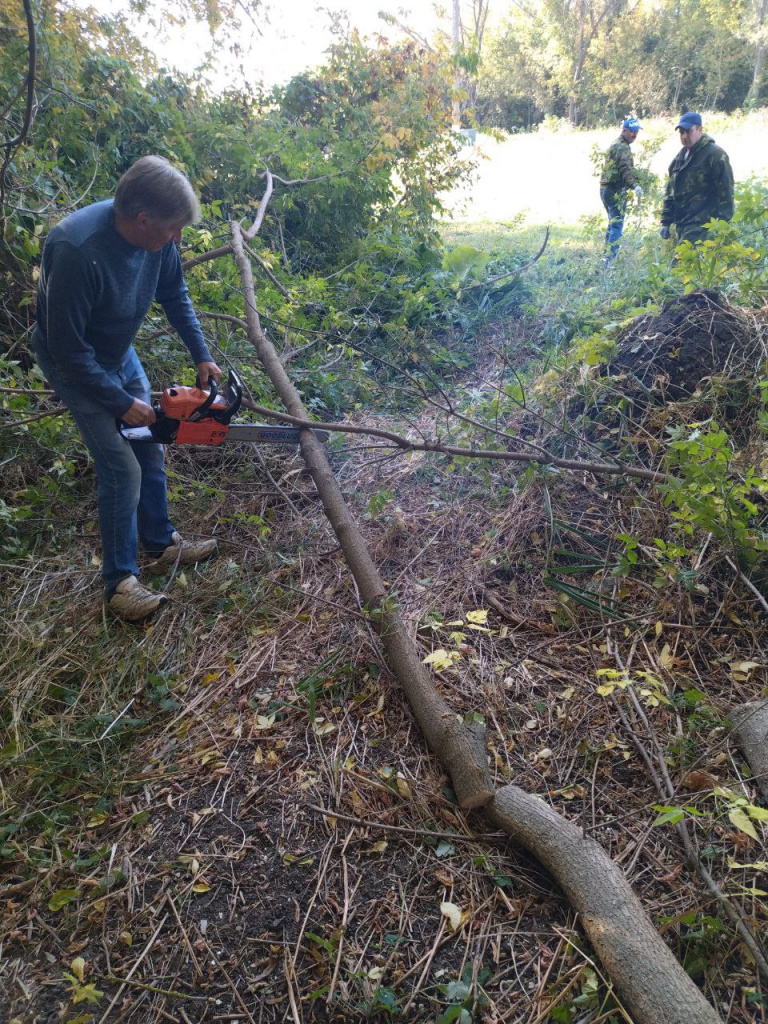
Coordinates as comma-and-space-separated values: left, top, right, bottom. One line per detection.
743, 0, 768, 105
541, 0, 631, 123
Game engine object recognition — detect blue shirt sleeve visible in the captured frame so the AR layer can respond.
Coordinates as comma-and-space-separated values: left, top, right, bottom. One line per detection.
155, 243, 212, 365
40, 241, 135, 417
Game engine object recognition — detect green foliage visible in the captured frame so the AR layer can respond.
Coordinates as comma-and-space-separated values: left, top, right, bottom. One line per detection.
666, 180, 768, 305
436, 964, 491, 1024
477, 0, 756, 129
1, 8, 521, 544
662, 422, 768, 568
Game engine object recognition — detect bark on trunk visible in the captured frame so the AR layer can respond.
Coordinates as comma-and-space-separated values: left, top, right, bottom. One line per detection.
228, 217, 723, 1024
488, 786, 723, 1024
730, 701, 768, 802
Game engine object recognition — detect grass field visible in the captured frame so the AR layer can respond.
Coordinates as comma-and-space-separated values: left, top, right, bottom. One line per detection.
440, 108, 768, 247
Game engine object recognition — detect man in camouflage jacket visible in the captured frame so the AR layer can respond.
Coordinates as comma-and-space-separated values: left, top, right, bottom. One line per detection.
660, 112, 734, 245
599, 117, 643, 264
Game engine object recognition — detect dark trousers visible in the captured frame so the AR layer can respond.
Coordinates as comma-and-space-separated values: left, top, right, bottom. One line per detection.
600, 187, 628, 259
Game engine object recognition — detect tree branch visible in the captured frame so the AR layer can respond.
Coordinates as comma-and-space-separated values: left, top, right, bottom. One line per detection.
1, 0, 36, 152
465, 227, 549, 291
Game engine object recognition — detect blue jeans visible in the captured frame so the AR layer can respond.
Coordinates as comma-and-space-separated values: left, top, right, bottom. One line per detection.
33, 345, 175, 594
600, 188, 628, 259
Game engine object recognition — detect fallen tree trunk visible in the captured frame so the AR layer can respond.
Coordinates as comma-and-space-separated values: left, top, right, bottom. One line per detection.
488, 787, 722, 1023
227, 217, 723, 1023
730, 701, 768, 802
230, 222, 494, 811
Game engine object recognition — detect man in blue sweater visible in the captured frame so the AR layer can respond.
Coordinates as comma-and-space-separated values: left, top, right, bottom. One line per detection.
33, 156, 222, 622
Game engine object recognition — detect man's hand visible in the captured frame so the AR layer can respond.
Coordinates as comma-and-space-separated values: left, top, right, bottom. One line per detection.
634, 185, 643, 199
122, 399, 156, 426
197, 360, 223, 386
659, 225, 670, 239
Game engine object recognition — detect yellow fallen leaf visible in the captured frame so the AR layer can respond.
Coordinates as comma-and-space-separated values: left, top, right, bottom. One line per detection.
440, 901, 463, 932
70, 957, 86, 983
192, 882, 211, 893
366, 694, 385, 717
395, 775, 411, 798
423, 649, 461, 671
254, 714, 277, 730
361, 840, 388, 855
730, 661, 764, 681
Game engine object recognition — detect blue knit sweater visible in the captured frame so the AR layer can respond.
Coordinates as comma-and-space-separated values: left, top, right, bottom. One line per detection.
33, 199, 212, 417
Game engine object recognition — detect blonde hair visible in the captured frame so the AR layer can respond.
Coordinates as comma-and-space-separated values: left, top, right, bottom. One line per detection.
114, 156, 200, 224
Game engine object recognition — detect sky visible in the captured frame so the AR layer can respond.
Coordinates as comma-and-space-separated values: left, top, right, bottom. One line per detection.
88, 0, 447, 90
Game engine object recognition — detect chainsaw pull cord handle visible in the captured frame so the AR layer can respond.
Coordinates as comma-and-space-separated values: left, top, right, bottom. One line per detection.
190, 375, 218, 421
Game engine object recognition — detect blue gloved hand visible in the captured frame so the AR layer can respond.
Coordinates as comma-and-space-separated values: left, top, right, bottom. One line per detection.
660, 225, 670, 239
634, 185, 643, 199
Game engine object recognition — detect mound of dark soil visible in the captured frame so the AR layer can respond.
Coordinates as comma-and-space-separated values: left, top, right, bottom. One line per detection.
608, 289, 763, 401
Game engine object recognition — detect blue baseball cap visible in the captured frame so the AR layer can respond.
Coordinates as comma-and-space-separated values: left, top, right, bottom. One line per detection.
622, 117, 642, 131
676, 111, 702, 130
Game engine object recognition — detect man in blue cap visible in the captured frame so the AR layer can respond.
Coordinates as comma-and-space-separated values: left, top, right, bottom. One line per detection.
660, 112, 734, 245
599, 117, 644, 264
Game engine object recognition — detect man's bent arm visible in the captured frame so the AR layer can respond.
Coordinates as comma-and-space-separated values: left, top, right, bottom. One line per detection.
616, 145, 637, 190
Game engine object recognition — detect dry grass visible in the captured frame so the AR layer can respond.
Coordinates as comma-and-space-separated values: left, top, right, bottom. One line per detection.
2, 311, 768, 1022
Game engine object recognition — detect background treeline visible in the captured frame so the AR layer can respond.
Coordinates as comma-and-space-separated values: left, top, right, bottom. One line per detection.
475, 0, 767, 128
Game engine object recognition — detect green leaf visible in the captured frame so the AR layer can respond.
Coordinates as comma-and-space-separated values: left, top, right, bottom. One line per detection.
444, 980, 471, 1001
652, 806, 685, 827
374, 987, 398, 1011
48, 888, 79, 912
70, 982, 104, 1005
683, 688, 708, 706
442, 245, 490, 280
437, 1008, 464, 1024
729, 807, 759, 840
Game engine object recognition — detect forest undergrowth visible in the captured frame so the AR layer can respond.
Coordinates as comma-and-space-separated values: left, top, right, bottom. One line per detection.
2, 9, 768, 1018
3, 224, 768, 1023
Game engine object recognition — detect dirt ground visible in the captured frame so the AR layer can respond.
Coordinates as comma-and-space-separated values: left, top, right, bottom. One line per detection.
2, 307, 768, 1023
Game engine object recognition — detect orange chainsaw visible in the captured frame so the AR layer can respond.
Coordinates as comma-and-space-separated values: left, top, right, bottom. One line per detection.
119, 370, 328, 446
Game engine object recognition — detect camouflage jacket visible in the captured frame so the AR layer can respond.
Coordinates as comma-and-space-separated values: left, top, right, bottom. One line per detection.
661, 134, 734, 229
599, 137, 637, 191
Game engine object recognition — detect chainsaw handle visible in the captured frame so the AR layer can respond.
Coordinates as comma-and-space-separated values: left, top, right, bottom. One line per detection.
190, 375, 218, 421
220, 370, 243, 424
